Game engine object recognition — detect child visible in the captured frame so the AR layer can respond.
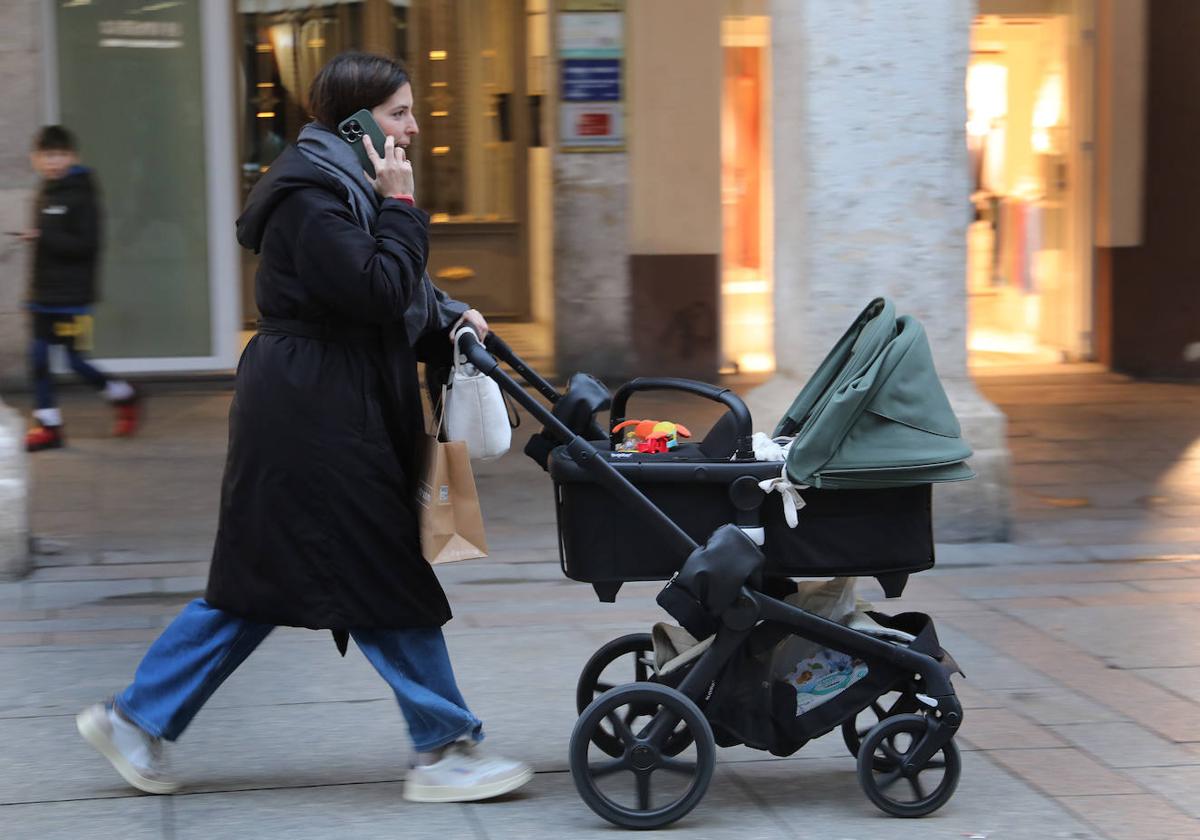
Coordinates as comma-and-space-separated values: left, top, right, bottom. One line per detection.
20, 125, 139, 452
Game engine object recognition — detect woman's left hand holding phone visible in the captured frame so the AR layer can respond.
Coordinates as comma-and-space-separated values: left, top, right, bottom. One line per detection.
363, 135, 414, 200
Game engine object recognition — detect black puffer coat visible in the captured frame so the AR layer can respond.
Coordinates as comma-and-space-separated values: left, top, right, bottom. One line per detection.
28, 167, 102, 306
205, 146, 463, 632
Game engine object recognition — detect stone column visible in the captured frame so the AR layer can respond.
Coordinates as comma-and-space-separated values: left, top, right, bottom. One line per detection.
553, 154, 630, 379
0, 0, 39, 577
749, 0, 1010, 541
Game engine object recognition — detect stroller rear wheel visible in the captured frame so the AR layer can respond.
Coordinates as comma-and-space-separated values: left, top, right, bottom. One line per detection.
841, 689, 920, 769
857, 713, 961, 817
576, 633, 692, 757
570, 682, 715, 829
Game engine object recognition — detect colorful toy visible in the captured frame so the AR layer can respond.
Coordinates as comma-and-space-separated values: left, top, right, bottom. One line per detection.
612, 419, 691, 453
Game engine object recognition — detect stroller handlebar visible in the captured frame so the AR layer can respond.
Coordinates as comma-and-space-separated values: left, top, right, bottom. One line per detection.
610, 377, 754, 458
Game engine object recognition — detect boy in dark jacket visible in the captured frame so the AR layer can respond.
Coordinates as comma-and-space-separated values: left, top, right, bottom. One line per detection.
20, 125, 139, 452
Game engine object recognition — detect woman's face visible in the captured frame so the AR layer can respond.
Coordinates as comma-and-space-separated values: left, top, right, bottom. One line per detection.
371, 83, 419, 148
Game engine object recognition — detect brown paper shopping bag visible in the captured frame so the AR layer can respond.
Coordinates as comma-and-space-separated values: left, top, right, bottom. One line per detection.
417, 402, 489, 564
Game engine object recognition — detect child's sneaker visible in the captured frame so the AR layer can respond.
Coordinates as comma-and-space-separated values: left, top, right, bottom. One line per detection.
111, 391, 142, 437
25, 423, 64, 452
403, 741, 533, 803
76, 703, 179, 795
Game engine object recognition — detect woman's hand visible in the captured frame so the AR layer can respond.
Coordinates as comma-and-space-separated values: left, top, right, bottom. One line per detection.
363, 135, 415, 199
453, 309, 489, 341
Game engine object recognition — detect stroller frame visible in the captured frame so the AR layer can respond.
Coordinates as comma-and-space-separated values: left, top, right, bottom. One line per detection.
459, 331, 964, 829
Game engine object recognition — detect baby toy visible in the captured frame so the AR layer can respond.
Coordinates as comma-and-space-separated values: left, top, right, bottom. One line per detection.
612, 419, 691, 453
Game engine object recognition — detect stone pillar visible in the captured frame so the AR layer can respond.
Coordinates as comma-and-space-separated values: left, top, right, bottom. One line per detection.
553, 153, 630, 379
749, 0, 1010, 541
0, 0, 39, 578
0, 403, 28, 580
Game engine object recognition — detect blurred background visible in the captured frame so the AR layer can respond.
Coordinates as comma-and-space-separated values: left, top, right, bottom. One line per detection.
1, 0, 1193, 384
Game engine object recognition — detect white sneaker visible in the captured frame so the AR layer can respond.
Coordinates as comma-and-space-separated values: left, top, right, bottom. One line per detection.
76, 703, 180, 795
403, 741, 533, 803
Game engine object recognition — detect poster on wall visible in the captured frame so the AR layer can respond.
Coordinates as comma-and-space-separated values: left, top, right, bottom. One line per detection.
557, 0, 624, 151
560, 102, 623, 148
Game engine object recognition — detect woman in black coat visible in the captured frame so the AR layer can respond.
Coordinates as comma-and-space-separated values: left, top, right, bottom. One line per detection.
76, 52, 532, 804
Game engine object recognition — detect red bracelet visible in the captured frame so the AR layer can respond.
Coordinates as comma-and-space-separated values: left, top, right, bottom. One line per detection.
391, 194, 415, 206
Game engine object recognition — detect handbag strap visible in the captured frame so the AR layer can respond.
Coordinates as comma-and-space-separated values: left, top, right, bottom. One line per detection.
431, 384, 449, 438
451, 325, 481, 375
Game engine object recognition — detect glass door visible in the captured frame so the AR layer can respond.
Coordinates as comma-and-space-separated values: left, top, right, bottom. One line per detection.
966, 1, 1093, 366
235, 0, 531, 327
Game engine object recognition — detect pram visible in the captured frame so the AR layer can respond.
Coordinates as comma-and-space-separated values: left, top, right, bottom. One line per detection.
457, 298, 972, 829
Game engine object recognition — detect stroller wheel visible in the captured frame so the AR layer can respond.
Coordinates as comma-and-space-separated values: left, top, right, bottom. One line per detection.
570, 683, 715, 830
576, 634, 694, 758
857, 713, 961, 817
841, 689, 919, 768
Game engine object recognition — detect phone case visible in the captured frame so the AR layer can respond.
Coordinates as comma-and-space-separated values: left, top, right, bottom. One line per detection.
336, 109, 388, 178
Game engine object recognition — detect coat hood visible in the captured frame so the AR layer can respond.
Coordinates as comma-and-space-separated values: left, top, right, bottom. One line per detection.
236, 146, 347, 253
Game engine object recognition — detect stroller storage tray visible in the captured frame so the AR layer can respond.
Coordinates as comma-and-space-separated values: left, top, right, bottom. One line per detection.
550, 448, 934, 591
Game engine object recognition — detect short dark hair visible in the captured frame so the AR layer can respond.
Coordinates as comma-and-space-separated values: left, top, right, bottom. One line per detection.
34, 125, 76, 152
307, 52, 411, 129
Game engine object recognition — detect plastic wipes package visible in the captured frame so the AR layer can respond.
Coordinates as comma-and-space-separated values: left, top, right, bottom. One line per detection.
783, 648, 870, 715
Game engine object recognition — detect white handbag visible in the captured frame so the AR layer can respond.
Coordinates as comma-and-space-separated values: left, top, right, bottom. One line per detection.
443, 327, 512, 460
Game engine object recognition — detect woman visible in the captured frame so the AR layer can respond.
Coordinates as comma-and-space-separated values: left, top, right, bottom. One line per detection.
76, 52, 532, 804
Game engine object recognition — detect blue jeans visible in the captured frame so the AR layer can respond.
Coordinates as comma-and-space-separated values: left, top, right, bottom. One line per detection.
115, 599, 483, 752
31, 336, 108, 410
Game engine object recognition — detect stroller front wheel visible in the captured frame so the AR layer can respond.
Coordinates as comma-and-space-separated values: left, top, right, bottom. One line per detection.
841, 689, 920, 768
570, 682, 715, 829
857, 713, 961, 817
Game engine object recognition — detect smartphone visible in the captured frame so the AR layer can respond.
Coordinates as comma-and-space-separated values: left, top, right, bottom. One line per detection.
336, 109, 388, 179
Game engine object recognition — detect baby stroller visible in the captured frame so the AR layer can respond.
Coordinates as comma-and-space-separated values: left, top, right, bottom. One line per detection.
457, 298, 973, 829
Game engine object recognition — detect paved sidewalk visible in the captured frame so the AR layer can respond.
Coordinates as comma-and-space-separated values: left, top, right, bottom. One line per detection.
1, 369, 1198, 839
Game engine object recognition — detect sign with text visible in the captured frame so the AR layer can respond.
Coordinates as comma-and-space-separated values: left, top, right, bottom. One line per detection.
560, 102, 624, 148
562, 58, 621, 101
557, 1, 624, 151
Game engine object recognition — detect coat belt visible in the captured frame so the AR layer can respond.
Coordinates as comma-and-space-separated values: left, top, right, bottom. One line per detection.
256, 316, 380, 346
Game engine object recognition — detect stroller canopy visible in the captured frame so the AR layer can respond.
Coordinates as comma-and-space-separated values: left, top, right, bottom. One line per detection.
774, 298, 974, 489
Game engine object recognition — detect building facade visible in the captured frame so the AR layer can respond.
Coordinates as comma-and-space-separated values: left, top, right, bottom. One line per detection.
0, 0, 1192, 574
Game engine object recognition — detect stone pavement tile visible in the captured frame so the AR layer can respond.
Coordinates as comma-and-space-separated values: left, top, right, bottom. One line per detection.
0, 796, 164, 840
1135, 667, 1200, 701
0, 609, 51, 621
0, 633, 47, 647
982, 686, 1127, 726
1130, 577, 1200, 593
172, 781, 480, 840
468, 766, 788, 839
986, 747, 1140, 797
1051, 722, 1200, 768
953, 683, 1007, 711
3, 704, 412, 804
0, 615, 158, 635
1057, 794, 1199, 840
1124, 766, 1200, 820
941, 560, 1200, 585
957, 707, 1068, 751
986, 596, 1079, 611
726, 752, 1103, 839
44, 628, 163, 646
14, 578, 157, 611
1070, 591, 1200, 607
944, 612, 1200, 743
957, 582, 1136, 601
1004, 604, 1200, 670
929, 625, 1054, 691
27, 561, 211, 582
